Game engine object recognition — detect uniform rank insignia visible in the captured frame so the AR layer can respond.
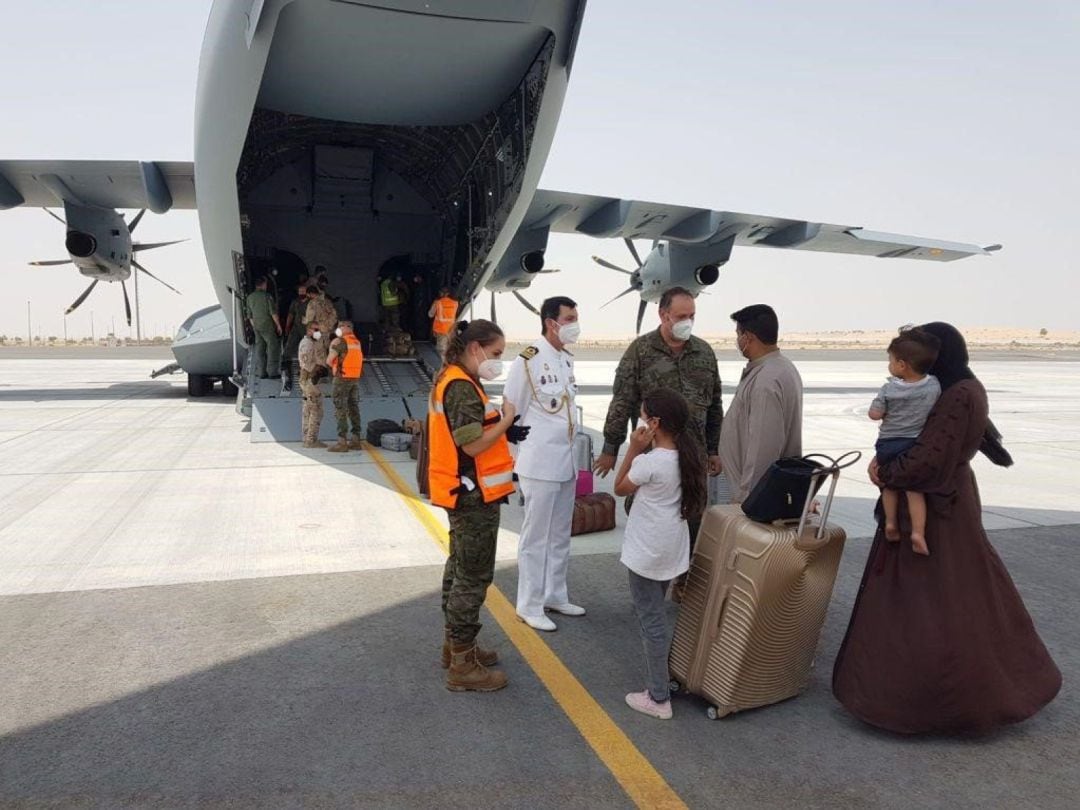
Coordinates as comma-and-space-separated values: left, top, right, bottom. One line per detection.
519, 346, 539, 360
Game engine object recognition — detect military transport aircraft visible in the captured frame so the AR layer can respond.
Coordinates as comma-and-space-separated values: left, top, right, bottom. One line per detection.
0, 0, 997, 436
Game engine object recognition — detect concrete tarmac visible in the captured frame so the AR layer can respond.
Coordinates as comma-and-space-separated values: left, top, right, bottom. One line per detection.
0, 356, 1076, 808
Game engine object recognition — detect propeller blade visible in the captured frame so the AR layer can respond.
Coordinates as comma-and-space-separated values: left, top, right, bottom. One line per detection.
490, 290, 497, 324
132, 259, 181, 295
43, 208, 66, 225
65, 279, 99, 315
635, 299, 649, 335
624, 238, 643, 268
133, 239, 187, 252
29, 259, 73, 266
591, 256, 634, 275
512, 290, 540, 315
128, 209, 147, 234
601, 286, 638, 308
121, 280, 132, 327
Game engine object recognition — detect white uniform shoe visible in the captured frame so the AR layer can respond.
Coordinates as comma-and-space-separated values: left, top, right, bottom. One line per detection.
545, 602, 586, 616
518, 613, 557, 632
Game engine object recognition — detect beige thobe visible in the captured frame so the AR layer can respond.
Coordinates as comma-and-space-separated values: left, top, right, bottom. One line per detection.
719, 350, 803, 503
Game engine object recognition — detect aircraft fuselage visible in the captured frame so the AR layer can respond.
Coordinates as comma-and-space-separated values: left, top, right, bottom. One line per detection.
194, 0, 585, 347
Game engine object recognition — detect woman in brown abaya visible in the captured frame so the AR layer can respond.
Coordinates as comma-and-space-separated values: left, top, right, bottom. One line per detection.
832, 322, 1061, 734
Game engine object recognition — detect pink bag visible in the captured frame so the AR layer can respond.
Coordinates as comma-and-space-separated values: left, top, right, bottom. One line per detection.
576, 469, 594, 497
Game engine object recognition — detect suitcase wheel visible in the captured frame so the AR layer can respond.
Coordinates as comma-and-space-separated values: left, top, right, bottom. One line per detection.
668, 679, 681, 695
706, 706, 719, 721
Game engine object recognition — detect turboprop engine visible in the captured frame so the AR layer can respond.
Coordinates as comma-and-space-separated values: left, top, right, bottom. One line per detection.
30, 202, 184, 323
593, 236, 733, 333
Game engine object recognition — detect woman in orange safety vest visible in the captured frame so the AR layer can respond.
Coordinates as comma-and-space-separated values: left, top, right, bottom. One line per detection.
429, 319, 530, 693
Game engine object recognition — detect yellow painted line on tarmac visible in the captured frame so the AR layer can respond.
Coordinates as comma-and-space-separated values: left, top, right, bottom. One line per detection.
366, 444, 687, 810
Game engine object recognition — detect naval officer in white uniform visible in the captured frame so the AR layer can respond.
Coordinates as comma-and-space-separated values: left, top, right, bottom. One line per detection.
503, 296, 584, 632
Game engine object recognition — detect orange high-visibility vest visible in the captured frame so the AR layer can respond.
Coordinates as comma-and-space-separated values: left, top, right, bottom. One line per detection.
428, 365, 515, 508
330, 333, 364, 379
432, 296, 459, 336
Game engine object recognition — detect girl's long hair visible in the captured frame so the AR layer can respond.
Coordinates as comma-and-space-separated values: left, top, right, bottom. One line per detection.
642, 389, 707, 521
436, 319, 504, 385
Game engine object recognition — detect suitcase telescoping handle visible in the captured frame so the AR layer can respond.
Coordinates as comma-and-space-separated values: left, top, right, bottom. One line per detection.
791, 451, 862, 548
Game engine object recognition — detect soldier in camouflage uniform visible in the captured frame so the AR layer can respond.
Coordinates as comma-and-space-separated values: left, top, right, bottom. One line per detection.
297, 319, 328, 448
432, 320, 530, 692
245, 276, 282, 378
595, 287, 723, 559
303, 283, 338, 359
327, 321, 363, 452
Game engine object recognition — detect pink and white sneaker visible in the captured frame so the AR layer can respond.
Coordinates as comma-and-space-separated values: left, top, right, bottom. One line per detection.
625, 690, 672, 720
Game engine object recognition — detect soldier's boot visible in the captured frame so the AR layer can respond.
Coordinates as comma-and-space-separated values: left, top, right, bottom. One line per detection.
347, 436, 365, 450
446, 643, 508, 692
441, 627, 498, 669
304, 439, 328, 449
327, 438, 350, 453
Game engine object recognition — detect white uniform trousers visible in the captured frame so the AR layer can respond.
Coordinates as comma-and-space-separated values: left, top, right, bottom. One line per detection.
516, 475, 577, 618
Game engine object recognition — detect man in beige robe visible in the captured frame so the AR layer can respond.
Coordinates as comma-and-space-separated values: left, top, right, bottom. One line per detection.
719, 304, 803, 504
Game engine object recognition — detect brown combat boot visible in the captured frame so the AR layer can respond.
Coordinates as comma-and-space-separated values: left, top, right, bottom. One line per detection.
347, 436, 365, 450
446, 642, 507, 692
303, 439, 328, 449
327, 438, 349, 453
441, 627, 498, 668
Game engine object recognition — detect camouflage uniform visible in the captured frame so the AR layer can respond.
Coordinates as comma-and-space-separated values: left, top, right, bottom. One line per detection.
298, 334, 325, 443
329, 338, 362, 441
602, 329, 723, 457
439, 379, 502, 644
304, 293, 338, 358
245, 288, 280, 377
602, 329, 723, 541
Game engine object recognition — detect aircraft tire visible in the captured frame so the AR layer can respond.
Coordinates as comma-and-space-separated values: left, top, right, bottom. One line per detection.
220, 378, 239, 397
187, 374, 213, 398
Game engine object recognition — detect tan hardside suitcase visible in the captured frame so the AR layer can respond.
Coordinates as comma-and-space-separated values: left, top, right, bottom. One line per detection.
669, 456, 855, 719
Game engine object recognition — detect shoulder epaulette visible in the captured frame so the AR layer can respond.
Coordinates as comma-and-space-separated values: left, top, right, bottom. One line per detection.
519, 346, 539, 360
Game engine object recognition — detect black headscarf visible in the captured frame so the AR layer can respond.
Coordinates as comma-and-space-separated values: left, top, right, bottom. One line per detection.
920, 322, 1013, 467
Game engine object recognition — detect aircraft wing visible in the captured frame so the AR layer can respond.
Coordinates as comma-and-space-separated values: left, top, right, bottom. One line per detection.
524, 189, 995, 261
0, 160, 196, 213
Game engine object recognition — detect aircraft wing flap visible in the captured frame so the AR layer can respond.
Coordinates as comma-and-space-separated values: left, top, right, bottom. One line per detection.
526, 189, 992, 261
0, 159, 196, 211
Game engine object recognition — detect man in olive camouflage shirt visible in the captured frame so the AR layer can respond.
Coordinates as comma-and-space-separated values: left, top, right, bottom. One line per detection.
595, 287, 722, 561
303, 283, 338, 359
595, 287, 723, 474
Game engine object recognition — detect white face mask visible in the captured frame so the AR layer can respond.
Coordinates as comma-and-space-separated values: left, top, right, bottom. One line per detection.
335, 327, 343, 337
671, 318, 694, 342
476, 346, 503, 380
312, 330, 322, 341
557, 322, 581, 345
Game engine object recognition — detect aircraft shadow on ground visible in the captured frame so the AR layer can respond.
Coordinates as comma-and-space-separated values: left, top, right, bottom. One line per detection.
0, 526, 1075, 807
0, 380, 237, 404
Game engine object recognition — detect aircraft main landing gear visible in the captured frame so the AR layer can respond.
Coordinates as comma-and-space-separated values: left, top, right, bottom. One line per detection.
187, 374, 213, 397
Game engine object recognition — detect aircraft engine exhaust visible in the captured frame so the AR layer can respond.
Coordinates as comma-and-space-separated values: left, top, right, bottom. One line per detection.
695, 264, 720, 286
65, 231, 97, 258
520, 250, 545, 273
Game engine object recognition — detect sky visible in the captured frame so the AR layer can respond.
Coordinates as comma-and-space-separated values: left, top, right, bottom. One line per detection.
1, 0, 1077, 341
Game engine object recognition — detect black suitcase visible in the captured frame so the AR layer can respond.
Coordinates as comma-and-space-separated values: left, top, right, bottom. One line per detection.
366, 418, 402, 445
